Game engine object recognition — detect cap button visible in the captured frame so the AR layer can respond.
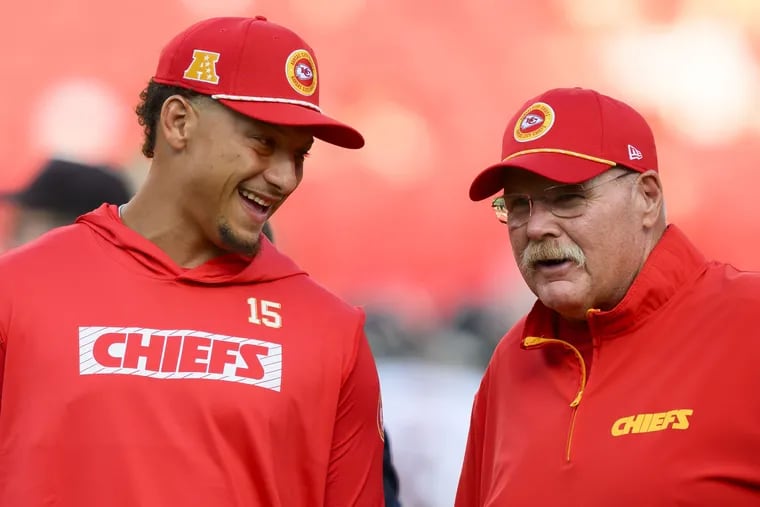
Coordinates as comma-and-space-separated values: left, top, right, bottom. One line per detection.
253, 15, 267, 21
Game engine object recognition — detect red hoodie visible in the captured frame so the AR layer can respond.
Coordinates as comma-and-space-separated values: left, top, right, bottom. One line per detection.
456, 225, 760, 506
0, 204, 384, 507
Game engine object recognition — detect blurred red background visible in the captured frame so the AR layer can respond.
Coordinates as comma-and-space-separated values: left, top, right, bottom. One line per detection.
4, 0, 760, 320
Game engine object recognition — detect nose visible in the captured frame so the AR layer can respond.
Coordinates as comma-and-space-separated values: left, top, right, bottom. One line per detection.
523, 199, 561, 240
262, 152, 300, 195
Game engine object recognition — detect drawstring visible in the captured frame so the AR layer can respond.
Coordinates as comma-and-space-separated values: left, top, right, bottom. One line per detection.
522, 336, 588, 407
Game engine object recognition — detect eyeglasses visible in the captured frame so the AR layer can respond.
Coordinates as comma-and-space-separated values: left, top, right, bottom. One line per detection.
491, 171, 635, 228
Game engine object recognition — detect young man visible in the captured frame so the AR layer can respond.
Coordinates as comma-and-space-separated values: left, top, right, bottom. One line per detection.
0, 17, 384, 506
0, 158, 130, 248
456, 87, 760, 506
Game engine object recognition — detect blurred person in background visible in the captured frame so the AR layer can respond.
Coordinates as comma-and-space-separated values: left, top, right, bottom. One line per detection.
364, 307, 483, 507
0, 158, 131, 249
262, 221, 402, 507
0, 16, 384, 507
456, 87, 760, 506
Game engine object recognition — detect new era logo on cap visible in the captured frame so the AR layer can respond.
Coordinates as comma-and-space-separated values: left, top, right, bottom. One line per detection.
468, 87, 659, 201
151, 16, 364, 149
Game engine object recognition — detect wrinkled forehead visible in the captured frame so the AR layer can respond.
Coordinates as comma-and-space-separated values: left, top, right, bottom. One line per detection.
500, 167, 570, 194
500, 166, 617, 194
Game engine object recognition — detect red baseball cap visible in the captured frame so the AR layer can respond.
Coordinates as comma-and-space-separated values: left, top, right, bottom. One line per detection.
153, 16, 364, 149
469, 87, 658, 201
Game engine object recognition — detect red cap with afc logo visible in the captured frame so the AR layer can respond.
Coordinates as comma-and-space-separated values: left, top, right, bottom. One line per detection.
153, 16, 364, 149
469, 87, 658, 201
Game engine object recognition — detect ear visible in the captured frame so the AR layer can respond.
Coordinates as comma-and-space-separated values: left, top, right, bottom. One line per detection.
158, 95, 198, 152
635, 170, 663, 228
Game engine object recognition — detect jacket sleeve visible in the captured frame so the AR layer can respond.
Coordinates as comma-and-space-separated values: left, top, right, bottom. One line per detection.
324, 316, 385, 507
0, 285, 7, 412
0, 331, 5, 411
455, 368, 491, 507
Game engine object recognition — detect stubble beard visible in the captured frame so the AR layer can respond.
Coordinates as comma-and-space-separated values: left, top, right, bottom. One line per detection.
218, 221, 262, 258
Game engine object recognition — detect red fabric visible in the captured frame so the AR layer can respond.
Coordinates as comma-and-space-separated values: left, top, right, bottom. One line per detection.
456, 225, 760, 506
0, 204, 384, 506
153, 16, 363, 149
469, 87, 658, 201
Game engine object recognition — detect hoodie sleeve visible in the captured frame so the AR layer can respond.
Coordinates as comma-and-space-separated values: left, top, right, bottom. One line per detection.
455, 367, 492, 507
0, 268, 9, 411
323, 313, 384, 507
0, 329, 5, 410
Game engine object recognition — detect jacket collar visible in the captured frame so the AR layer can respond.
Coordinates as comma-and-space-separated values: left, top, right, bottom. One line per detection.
523, 225, 708, 341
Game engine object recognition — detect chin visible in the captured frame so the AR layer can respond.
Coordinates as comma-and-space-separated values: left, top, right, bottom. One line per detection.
535, 286, 589, 321
218, 222, 261, 256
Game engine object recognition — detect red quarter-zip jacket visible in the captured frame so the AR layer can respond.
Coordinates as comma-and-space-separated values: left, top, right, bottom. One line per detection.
0, 204, 384, 506
456, 225, 760, 506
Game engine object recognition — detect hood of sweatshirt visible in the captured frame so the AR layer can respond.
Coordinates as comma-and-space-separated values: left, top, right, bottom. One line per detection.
76, 204, 306, 285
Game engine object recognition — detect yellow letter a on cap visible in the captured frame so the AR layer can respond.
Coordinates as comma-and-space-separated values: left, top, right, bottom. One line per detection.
183, 49, 221, 85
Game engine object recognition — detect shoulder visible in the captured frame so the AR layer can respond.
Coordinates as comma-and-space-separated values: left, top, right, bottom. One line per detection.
255, 242, 362, 322
269, 275, 368, 377
0, 223, 93, 273
274, 270, 364, 322
681, 262, 760, 333
703, 261, 760, 300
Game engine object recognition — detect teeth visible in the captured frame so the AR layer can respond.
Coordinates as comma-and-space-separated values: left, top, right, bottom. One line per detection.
240, 189, 271, 207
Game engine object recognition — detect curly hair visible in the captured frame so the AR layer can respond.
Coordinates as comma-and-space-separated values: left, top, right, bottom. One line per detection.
134, 80, 203, 158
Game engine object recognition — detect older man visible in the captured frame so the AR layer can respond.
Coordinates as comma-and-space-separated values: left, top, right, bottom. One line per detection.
456, 87, 760, 506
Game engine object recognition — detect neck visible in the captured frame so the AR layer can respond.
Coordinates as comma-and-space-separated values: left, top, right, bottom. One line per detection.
121, 173, 225, 269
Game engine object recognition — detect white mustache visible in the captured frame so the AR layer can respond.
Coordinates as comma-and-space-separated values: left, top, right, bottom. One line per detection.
520, 241, 586, 273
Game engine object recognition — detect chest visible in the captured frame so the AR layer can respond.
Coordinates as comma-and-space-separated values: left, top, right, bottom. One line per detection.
2, 272, 344, 449
481, 319, 760, 506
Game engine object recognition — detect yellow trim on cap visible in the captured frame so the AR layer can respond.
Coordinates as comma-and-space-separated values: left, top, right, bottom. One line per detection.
504, 148, 616, 166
